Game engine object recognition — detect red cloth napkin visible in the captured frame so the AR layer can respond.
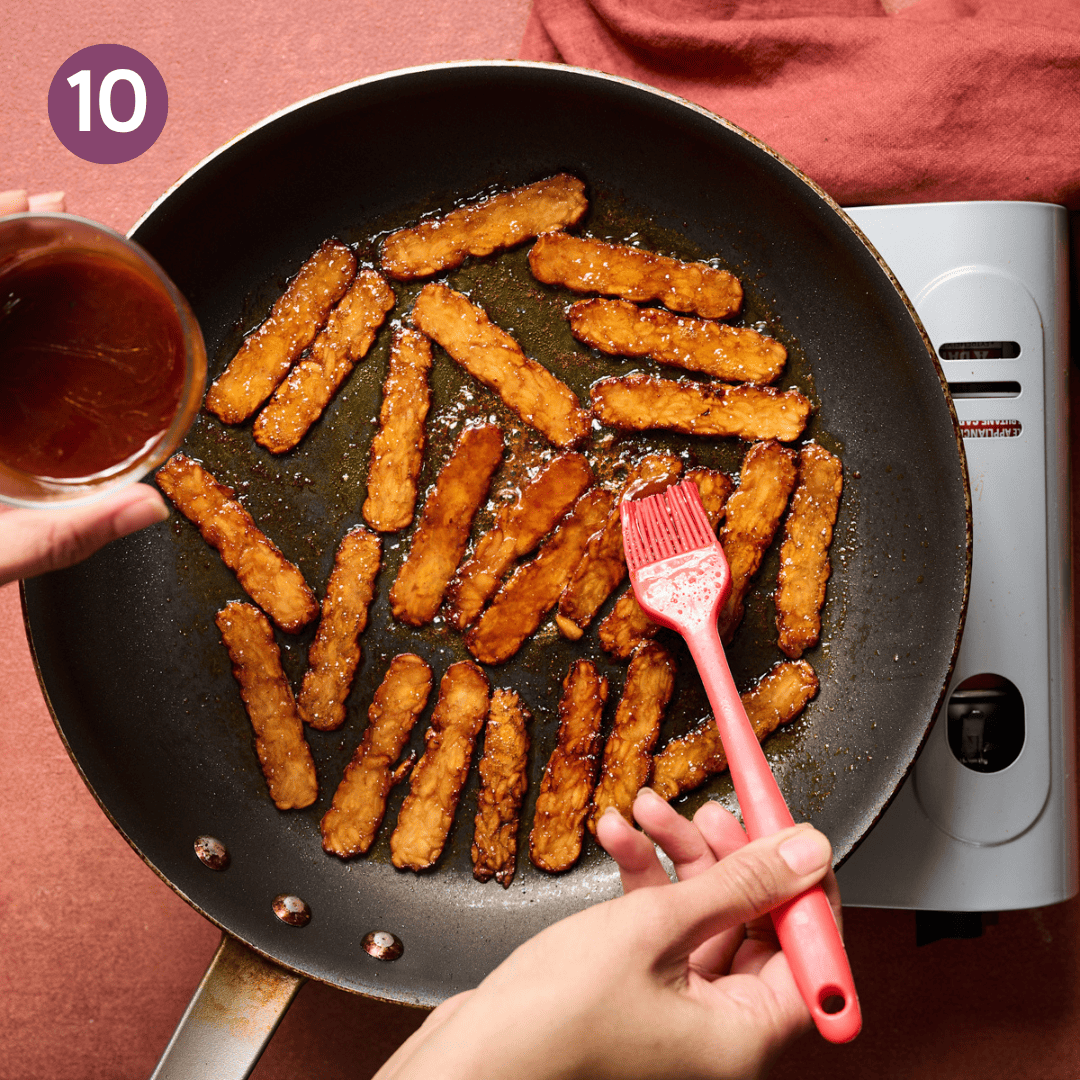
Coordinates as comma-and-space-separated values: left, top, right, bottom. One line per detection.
520, 0, 1080, 209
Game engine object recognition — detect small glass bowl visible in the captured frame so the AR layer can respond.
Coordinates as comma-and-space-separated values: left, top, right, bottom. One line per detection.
0, 212, 206, 507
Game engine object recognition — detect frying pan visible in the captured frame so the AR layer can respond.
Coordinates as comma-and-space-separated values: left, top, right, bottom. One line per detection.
20, 62, 970, 1075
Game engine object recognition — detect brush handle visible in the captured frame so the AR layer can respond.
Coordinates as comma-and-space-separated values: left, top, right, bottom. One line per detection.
683, 622, 862, 1044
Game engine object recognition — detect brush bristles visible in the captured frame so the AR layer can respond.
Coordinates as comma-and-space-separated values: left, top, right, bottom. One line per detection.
668, 482, 715, 548
622, 480, 715, 572
620, 501, 653, 571
641, 499, 677, 559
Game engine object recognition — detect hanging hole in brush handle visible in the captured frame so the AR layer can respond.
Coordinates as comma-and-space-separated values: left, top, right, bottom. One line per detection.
820, 991, 847, 1014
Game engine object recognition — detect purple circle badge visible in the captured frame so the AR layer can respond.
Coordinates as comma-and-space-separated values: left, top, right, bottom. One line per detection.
48, 45, 168, 165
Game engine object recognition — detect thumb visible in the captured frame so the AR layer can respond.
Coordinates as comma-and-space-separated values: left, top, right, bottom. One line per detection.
0, 484, 170, 584
650, 824, 833, 964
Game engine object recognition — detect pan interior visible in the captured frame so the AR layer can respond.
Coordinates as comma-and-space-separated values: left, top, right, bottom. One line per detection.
22, 64, 968, 1007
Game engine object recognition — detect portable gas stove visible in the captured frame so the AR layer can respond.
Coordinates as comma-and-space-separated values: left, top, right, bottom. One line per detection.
834, 201, 1076, 916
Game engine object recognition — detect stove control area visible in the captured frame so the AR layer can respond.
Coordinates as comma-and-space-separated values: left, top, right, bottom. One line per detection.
912, 252, 1048, 846
836, 201, 1075, 912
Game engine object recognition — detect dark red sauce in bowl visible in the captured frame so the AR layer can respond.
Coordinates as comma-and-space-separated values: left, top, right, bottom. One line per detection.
0, 249, 187, 480
0, 214, 205, 505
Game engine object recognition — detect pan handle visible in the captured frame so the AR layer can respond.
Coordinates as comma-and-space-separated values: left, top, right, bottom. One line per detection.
148, 933, 305, 1079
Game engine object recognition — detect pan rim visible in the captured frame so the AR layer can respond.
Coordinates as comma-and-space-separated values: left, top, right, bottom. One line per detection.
23, 59, 972, 999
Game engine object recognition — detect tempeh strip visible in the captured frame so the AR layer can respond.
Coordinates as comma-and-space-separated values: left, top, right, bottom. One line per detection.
591, 375, 811, 443
568, 299, 786, 384
465, 488, 614, 665
156, 454, 318, 633
529, 661, 608, 873
205, 239, 356, 423
597, 590, 660, 661
529, 232, 742, 320
215, 601, 318, 810
321, 654, 433, 858
718, 441, 798, 641
555, 453, 682, 640
253, 270, 395, 453
390, 661, 490, 871
598, 468, 733, 658
587, 642, 676, 831
651, 660, 818, 801
776, 443, 844, 658
382, 174, 588, 280
389, 423, 503, 626
362, 329, 434, 532
411, 283, 590, 448
472, 689, 532, 887
446, 453, 593, 631
297, 527, 381, 731
685, 467, 736, 530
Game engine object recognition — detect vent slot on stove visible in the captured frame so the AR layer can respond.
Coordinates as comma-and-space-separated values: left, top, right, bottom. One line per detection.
948, 381, 1021, 399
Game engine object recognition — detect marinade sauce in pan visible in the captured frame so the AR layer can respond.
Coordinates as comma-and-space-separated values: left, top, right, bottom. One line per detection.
0, 248, 186, 481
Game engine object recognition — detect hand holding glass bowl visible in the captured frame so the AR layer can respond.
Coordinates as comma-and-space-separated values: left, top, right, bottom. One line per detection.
0, 193, 206, 584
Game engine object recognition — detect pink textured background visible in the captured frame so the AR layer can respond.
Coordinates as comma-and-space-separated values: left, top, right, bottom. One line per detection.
3, 3, 1080, 1079
2, 0, 533, 232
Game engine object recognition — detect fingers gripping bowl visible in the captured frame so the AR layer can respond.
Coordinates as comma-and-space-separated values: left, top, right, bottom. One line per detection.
21, 63, 969, 1010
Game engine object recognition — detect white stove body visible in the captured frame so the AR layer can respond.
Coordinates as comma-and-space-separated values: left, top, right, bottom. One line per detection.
834, 201, 1076, 911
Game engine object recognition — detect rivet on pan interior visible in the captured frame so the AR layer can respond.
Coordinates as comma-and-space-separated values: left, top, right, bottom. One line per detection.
193, 835, 230, 871
272, 894, 311, 927
362, 931, 403, 961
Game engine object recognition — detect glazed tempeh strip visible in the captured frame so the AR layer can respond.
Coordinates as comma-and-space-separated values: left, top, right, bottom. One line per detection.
381, 174, 588, 280
691, 467, 737, 522
390, 661, 491, 872
253, 270, 395, 453
529, 661, 609, 874
651, 660, 818, 801
591, 375, 811, 443
215, 601, 318, 810
446, 453, 594, 631
555, 453, 682, 640
598, 468, 734, 659
718, 441, 798, 641
297, 527, 381, 731
205, 239, 357, 423
412, 283, 591, 448
596, 589, 660, 661
587, 642, 676, 831
362, 328, 434, 532
776, 444, 844, 658
321, 654, 433, 858
529, 232, 742, 320
472, 689, 532, 887
389, 423, 503, 627
465, 488, 614, 666
156, 454, 318, 633
569, 299, 786, 384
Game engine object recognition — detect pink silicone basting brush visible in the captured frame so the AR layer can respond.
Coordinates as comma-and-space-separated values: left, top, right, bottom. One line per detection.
621, 478, 861, 1044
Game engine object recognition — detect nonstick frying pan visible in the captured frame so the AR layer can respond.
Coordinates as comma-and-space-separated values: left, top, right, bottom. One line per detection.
21, 62, 970, 1075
